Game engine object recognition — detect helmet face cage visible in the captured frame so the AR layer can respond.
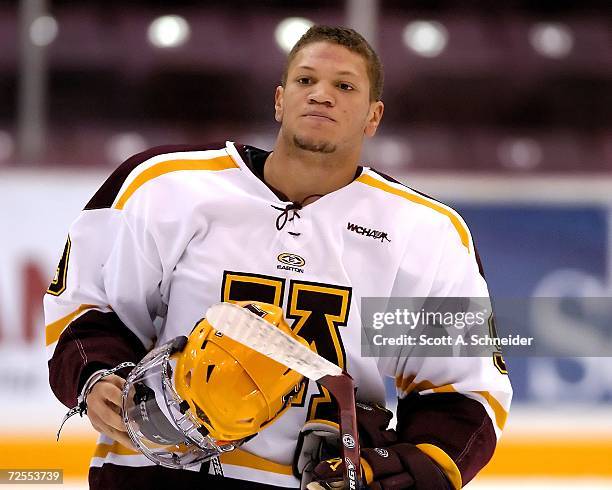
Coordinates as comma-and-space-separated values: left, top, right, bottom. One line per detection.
122, 338, 240, 469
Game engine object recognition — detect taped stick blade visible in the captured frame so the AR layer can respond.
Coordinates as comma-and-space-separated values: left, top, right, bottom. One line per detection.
205, 302, 342, 380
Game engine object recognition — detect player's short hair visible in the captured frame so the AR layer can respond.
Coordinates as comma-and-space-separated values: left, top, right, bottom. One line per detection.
281, 25, 384, 102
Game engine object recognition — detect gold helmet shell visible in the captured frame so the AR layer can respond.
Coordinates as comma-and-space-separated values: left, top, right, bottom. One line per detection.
174, 302, 308, 442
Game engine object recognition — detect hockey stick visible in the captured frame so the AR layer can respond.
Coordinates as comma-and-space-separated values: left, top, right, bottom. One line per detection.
205, 302, 363, 490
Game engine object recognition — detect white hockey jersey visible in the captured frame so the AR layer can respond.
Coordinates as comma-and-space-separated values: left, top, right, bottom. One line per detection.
45, 141, 511, 489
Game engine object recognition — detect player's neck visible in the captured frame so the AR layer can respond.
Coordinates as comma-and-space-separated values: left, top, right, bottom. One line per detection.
264, 139, 360, 204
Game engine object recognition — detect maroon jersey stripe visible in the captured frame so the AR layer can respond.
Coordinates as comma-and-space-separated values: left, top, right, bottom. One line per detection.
48, 310, 147, 408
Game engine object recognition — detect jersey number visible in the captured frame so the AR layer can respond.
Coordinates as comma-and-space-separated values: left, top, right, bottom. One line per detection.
47, 236, 71, 296
488, 313, 508, 375
221, 271, 352, 422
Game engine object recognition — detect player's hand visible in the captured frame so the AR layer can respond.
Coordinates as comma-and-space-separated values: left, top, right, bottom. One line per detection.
85, 374, 134, 449
309, 444, 450, 490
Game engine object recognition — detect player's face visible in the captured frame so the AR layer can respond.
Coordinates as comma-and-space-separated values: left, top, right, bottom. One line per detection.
275, 42, 384, 155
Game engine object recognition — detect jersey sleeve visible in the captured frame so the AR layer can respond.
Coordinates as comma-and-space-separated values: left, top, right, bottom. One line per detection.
44, 158, 168, 409
378, 215, 512, 489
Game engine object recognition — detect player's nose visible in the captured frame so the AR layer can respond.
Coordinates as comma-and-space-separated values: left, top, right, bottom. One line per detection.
307, 82, 335, 106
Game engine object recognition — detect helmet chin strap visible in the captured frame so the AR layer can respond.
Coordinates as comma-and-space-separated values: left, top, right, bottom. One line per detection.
131, 382, 185, 445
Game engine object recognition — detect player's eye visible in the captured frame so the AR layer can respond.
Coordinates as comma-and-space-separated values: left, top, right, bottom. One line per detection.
297, 77, 312, 85
338, 82, 354, 91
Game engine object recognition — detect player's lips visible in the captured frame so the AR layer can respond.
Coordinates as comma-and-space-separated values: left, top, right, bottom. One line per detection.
302, 111, 336, 122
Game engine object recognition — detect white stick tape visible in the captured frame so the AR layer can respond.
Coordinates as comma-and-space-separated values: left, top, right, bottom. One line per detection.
205, 302, 342, 380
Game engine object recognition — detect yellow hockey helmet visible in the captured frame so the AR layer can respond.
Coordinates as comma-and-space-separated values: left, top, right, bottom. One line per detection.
173, 301, 308, 442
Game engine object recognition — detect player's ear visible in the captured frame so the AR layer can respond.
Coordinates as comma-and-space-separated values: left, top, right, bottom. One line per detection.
364, 100, 384, 137
274, 86, 284, 123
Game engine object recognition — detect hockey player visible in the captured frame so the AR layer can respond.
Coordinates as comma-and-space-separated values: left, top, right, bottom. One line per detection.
45, 25, 512, 489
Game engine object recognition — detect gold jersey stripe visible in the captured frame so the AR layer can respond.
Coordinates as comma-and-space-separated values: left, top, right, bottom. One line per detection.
219, 448, 294, 476
357, 174, 471, 251
93, 442, 294, 476
93, 441, 140, 459
396, 376, 452, 394
431, 384, 456, 394
114, 155, 238, 210
395, 376, 508, 432
473, 390, 509, 430
432, 385, 507, 432
45, 304, 99, 346
395, 373, 417, 392
416, 443, 463, 490
306, 418, 340, 431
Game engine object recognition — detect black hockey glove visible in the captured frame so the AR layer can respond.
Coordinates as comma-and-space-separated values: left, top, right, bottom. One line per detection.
300, 403, 451, 490
309, 443, 451, 489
